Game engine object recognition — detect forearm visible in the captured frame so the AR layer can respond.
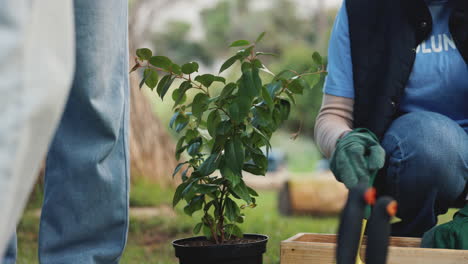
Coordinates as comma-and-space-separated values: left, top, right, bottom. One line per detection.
314, 94, 354, 158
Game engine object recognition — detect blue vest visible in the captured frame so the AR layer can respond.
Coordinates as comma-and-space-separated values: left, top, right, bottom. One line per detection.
346, 0, 468, 138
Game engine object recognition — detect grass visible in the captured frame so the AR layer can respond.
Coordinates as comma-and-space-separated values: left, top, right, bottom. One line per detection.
15, 178, 459, 263
15, 179, 338, 264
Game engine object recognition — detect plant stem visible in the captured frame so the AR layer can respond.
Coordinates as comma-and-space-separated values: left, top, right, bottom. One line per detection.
218, 185, 228, 243
146, 64, 210, 95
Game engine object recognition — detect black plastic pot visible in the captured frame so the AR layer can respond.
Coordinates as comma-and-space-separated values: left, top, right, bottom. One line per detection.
173, 234, 268, 264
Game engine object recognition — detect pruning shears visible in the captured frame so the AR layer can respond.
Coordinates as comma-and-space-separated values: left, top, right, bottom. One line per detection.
336, 183, 376, 264
336, 175, 398, 264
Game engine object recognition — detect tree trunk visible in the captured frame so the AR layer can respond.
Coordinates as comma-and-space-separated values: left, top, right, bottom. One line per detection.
129, 73, 178, 185
127, 0, 182, 186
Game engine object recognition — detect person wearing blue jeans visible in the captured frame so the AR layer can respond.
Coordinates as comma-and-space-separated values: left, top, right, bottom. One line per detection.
381, 111, 467, 237
315, 0, 468, 238
1, 0, 130, 263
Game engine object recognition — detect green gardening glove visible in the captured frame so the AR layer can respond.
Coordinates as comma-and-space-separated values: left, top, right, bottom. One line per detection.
421, 204, 468, 249
330, 128, 386, 189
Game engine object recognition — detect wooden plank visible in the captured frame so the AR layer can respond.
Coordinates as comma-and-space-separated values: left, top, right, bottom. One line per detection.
288, 177, 348, 216
282, 233, 307, 242
281, 233, 468, 264
386, 246, 468, 264
281, 240, 335, 264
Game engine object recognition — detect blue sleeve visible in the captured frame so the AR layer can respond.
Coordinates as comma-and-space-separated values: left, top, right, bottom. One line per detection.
323, 1, 355, 99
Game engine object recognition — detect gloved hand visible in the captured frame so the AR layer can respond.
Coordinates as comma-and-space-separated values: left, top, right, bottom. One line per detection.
330, 128, 386, 189
421, 204, 468, 249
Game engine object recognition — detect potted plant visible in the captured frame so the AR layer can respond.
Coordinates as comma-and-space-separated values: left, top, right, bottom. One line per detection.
131, 33, 326, 264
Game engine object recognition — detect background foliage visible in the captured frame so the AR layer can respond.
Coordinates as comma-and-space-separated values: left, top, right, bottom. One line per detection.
151, 0, 335, 138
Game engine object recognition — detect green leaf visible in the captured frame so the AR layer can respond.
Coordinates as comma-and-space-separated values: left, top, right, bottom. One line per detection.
238, 46, 254, 59
285, 90, 296, 105
239, 65, 260, 99
219, 55, 240, 74
187, 141, 201, 156
202, 224, 212, 239
216, 121, 232, 135
230, 40, 250, 47
175, 146, 187, 160
170, 112, 180, 129
232, 180, 252, 203
261, 85, 274, 110
172, 89, 187, 107
175, 135, 185, 160
184, 195, 204, 216
220, 83, 237, 100
175, 114, 189, 133
204, 200, 216, 212
312, 51, 323, 65
279, 99, 291, 121
266, 81, 282, 98
183, 181, 199, 201
243, 164, 265, 175
149, 56, 172, 70
312, 72, 327, 90
247, 186, 259, 197
136, 48, 152, 60
144, 69, 159, 90
228, 103, 240, 123
195, 74, 216, 87
252, 153, 268, 170
214, 76, 226, 84
196, 184, 219, 194
185, 129, 198, 143
225, 224, 243, 238
173, 181, 189, 207
170, 63, 182, 75
157, 75, 175, 99
139, 74, 147, 89
252, 67, 263, 93
225, 137, 245, 173
232, 97, 252, 123
221, 164, 241, 187
181, 62, 199, 74
198, 153, 220, 176
255, 52, 277, 57
173, 81, 192, 107
288, 78, 308, 95
251, 59, 263, 69
252, 106, 271, 127
193, 223, 203, 235
236, 215, 245, 223
207, 110, 221, 137
173, 162, 188, 177
225, 198, 240, 222
129, 63, 140, 74
192, 93, 210, 119
181, 167, 190, 181
252, 127, 272, 153
255, 32, 266, 43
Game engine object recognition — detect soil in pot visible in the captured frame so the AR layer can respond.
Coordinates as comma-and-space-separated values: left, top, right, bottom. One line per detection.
173, 234, 268, 264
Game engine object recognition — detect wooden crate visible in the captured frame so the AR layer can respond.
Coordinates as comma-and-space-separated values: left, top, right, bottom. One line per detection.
281, 233, 468, 264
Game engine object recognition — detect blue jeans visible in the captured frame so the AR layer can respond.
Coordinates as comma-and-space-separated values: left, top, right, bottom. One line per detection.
380, 111, 468, 237
3, 0, 130, 263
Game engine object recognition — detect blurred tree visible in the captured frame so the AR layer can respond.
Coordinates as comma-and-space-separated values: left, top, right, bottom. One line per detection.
201, 1, 232, 50
269, 43, 328, 137
150, 0, 336, 137
152, 22, 213, 66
